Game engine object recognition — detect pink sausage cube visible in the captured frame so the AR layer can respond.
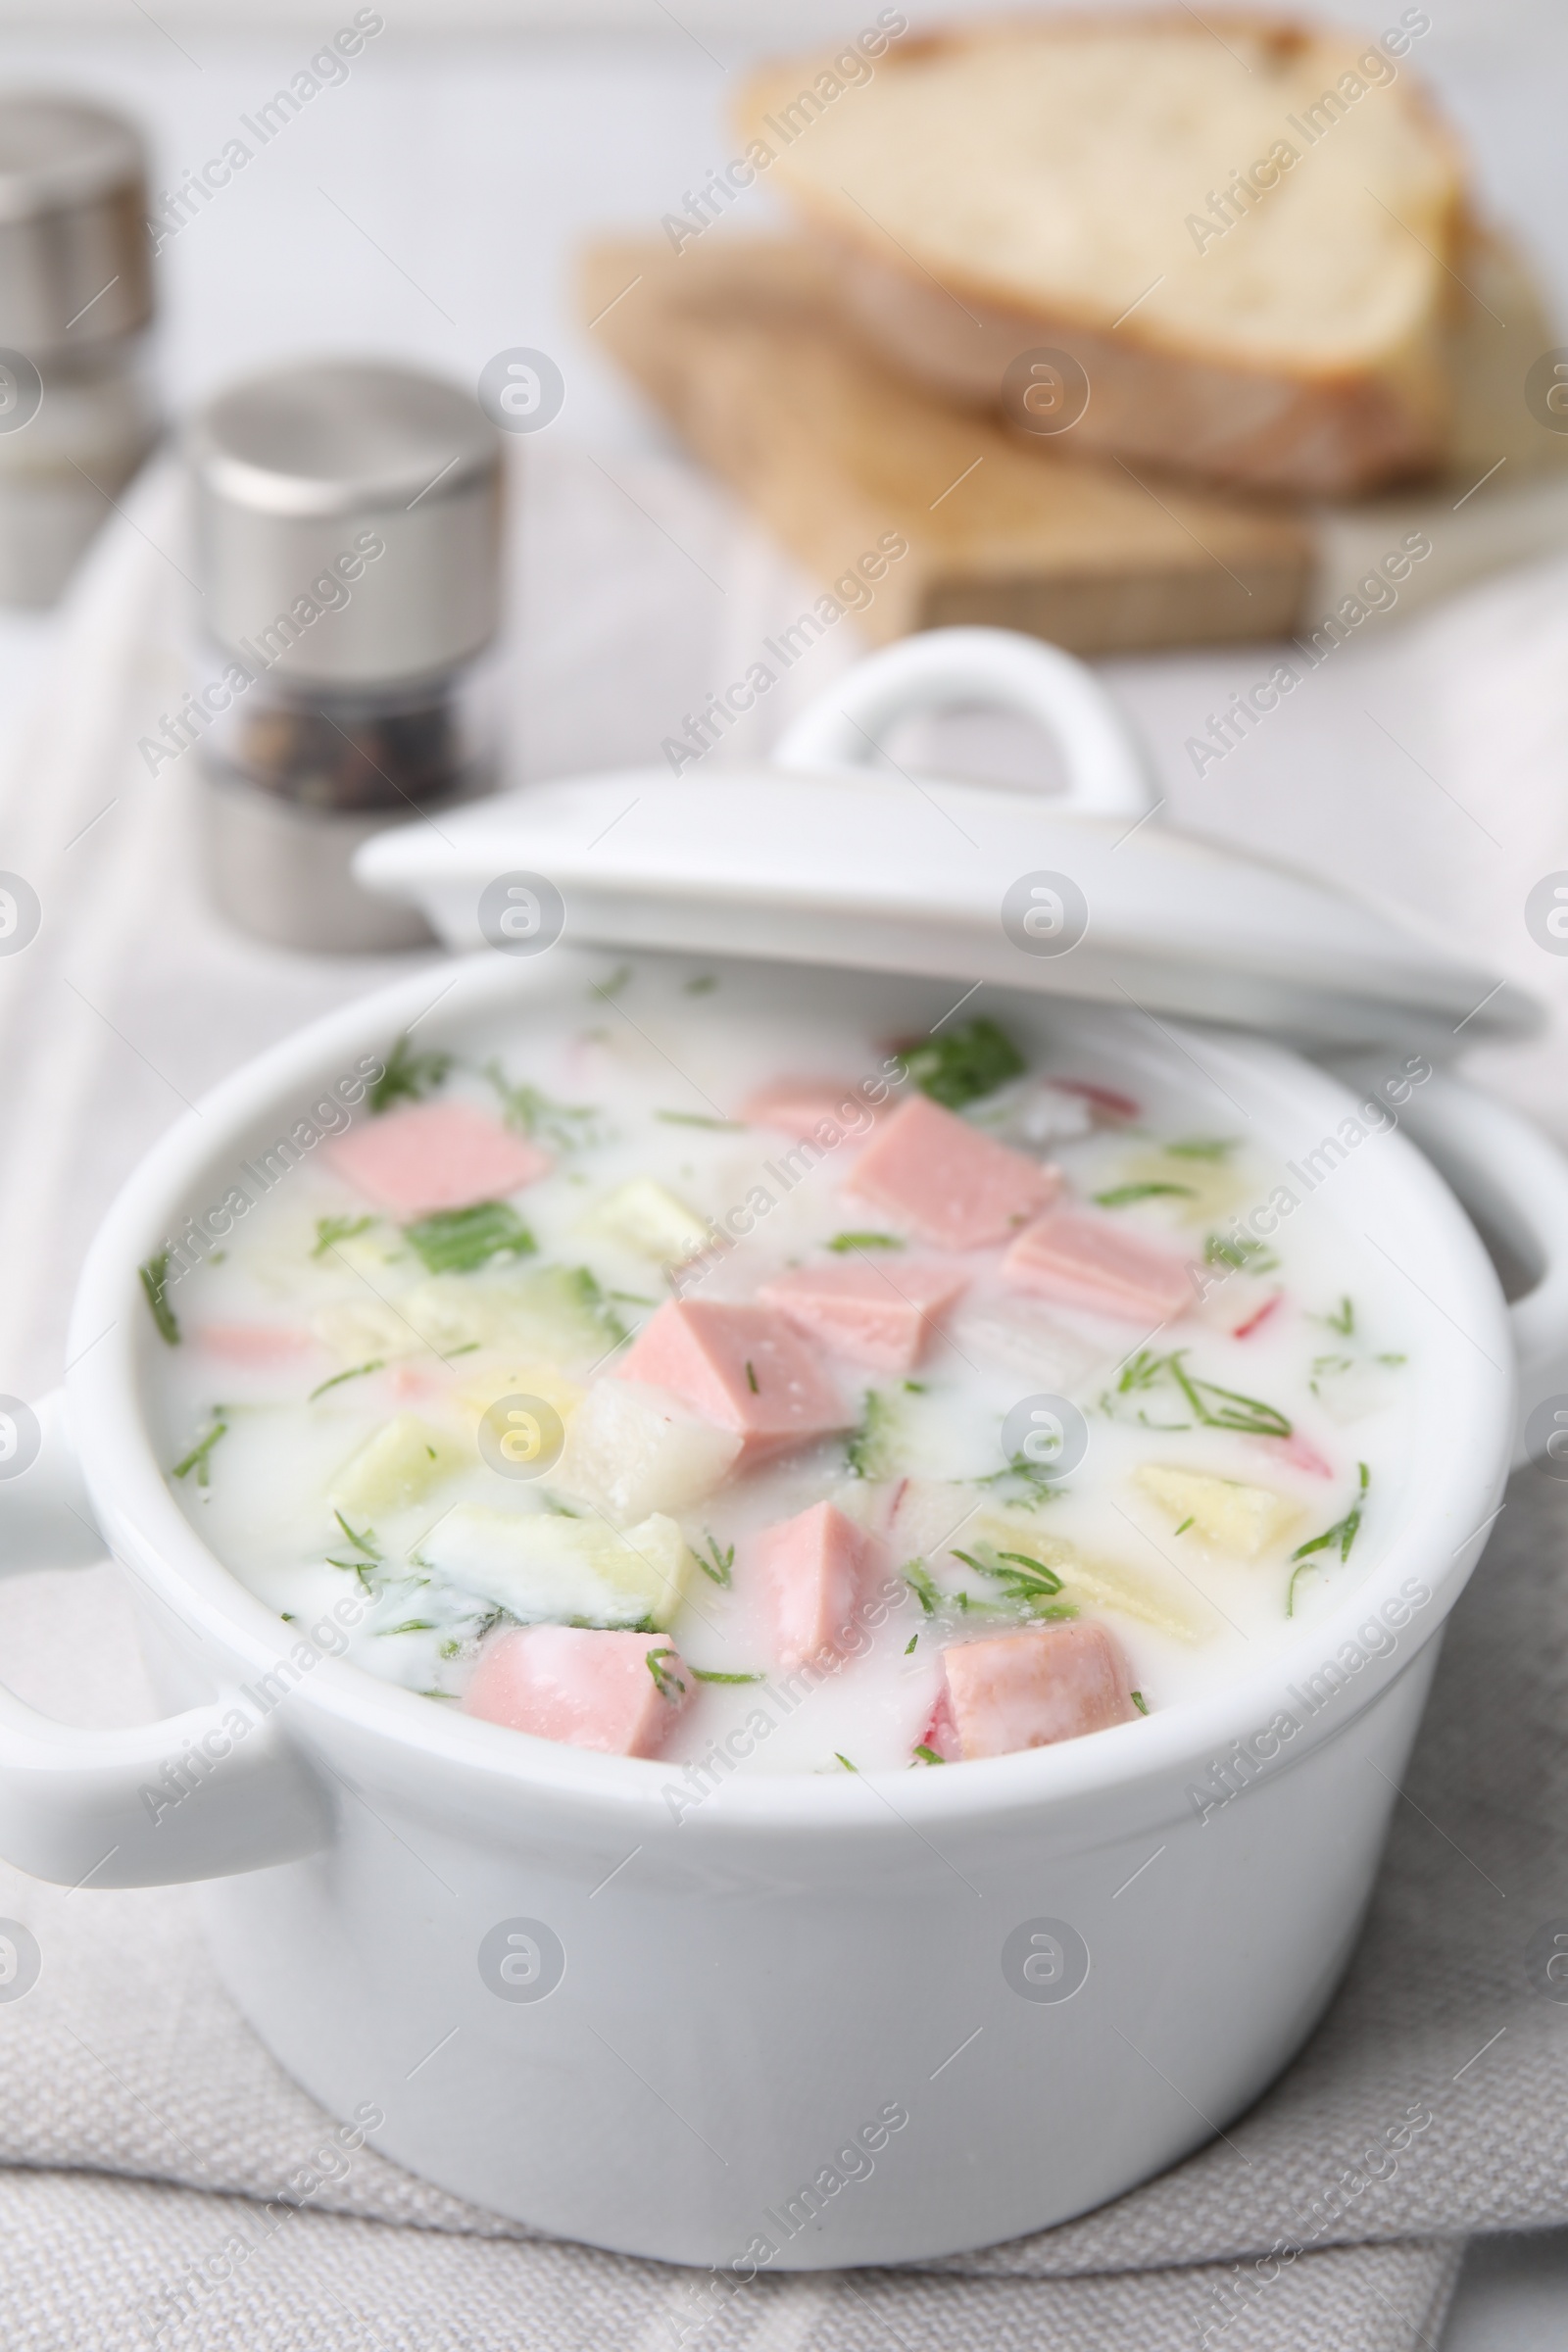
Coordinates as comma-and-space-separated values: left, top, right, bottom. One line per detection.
325, 1102, 551, 1221
742, 1077, 879, 1141
614, 1300, 851, 1464
759, 1259, 967, 1372
754, 1499, 885, 1669
1004, 1207, 1194, 1324
844, 1096, 1060, 1250
942, 1622, 1138, 1760
463, 1625, 693, 1758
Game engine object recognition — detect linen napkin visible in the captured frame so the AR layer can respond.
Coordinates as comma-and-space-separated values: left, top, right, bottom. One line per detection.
4, 444, 1568, 2351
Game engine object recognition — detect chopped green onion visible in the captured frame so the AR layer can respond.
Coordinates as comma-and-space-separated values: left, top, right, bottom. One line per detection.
895, 1016, 1026, 1110
403, 1200, 535, 1275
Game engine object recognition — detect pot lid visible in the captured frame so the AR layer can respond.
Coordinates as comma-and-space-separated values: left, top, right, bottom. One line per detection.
356, 628, 1540, 1056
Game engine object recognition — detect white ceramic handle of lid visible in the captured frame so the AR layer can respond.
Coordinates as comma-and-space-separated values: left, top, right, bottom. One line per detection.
0, 1387, 331, 1886
771, 626, 1159, 819
1348, 1071, 1568, 1470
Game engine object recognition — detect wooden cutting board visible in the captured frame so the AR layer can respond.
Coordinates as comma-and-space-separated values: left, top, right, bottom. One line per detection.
580, 237, 1568, 657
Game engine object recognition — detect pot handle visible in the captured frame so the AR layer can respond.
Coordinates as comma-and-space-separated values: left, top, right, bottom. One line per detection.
1358, 1071, 1568, 1469
771, 626, 1159, 820
0, 1388, 331, 1886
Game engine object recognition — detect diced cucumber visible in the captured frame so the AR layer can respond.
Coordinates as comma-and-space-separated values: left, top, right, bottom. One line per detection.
485, 1264, 627, 1366
588, 1177, 710, 1266
416, 1504, 692, 1629
329, 1414, 470, 1515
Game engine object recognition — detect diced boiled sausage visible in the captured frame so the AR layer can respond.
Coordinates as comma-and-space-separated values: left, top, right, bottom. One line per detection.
844, 1096, 1060, 1250
760, 1258, 967, 1371
463, 1625, 694, 1757
1004, 1206, 1193, 1323
326, 1102, 551, 1221
742, 1077, 880, 1140
941, 1622, 1138, 1759
753, 1499, 885, 1668
613, 1299, 851, 1464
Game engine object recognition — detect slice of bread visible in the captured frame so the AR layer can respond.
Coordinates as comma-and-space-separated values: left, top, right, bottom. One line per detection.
735, 15, 1467, 495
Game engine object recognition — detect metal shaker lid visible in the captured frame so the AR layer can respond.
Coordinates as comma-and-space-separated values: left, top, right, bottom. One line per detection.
190, 359, 503, 690
0, 95, 153, 353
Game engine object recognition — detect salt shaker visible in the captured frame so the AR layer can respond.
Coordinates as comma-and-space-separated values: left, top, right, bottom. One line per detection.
0, 94, 158, 607
188, 358, 503, 953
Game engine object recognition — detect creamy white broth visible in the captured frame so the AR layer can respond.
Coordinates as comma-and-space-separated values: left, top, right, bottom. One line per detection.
150, 956, 1416, 1774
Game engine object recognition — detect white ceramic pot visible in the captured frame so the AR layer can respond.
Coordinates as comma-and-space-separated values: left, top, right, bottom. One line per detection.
3, 631, 1566, 2272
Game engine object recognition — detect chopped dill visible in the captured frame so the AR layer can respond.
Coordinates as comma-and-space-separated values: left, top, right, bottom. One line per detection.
369, 1034, 453, 1113
698, 1533, 734, 1588
330, 1510, 381, 1562
655, 1109, 744, 1130
846, 1390, 901, 1480
744, 1358, 760, 1394
139, 1251, 179, 1346
1288, 1464, 1370, 1614
172, 1408, 229, 1486
827, 1231, 905, 1252
593, 964, 632, 1000
1204, 1232, 1280, 1276
309, 1358, 384, 1402
691, 1668, 763, 1684
1131, 1690, 1150, 1715
912, 1744, 946, 1766
1166, 1138, 1238, 1161
312, 1213, 374, 1258
646, 1647, 687, 1701
953, 1543, 1074, 1618
905, 1634, 918, 1654
904, 1559, 940, 1615
1102, 1348, 1291, 1439
1094, 1182, 1197, 1207
483, 1062, 601, 1150
835, 1752, 858, 1773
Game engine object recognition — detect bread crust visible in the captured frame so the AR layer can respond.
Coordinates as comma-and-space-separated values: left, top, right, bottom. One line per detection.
735, 10, 1467, 495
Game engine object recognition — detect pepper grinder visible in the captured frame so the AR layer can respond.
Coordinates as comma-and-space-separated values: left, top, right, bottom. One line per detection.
0, 94, 159, 607
189, 358, 504, 954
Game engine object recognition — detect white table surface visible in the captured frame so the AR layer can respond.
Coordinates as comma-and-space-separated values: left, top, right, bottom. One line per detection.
1, 17, 1566, 2345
